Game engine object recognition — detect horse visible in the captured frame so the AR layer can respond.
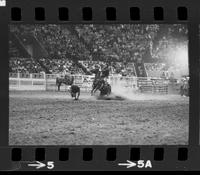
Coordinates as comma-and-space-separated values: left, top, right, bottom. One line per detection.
91, 70, 102, 95
91, 77, 103, 95
91, 77, 111, 96
56, 74, 74, 91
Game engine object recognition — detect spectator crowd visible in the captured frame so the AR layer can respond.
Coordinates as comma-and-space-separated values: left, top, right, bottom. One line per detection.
9, 24, 188, 78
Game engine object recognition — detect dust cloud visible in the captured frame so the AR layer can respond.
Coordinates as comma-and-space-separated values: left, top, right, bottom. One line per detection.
111, 80, 171, 101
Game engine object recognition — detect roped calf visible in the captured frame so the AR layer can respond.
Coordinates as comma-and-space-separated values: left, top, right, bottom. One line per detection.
69, 85, 80, 100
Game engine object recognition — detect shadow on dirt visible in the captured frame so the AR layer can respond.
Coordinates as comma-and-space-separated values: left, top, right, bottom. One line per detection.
96, 93, 126, 101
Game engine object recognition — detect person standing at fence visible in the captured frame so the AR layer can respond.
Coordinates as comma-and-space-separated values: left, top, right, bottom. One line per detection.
62, 65, 67, 77
161, 71, 166, 79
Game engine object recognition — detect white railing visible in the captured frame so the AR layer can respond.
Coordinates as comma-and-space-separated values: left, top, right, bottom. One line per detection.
9, 72, 167, 91
9, 72, 46, 91
9, 73, 95, 91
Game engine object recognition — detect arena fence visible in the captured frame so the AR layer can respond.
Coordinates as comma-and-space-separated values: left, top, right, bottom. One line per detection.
9, 72, 169, 94
138, 78, 168, 94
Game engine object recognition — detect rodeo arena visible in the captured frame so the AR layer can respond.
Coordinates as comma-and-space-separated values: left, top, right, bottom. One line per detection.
9, 24, 189, 145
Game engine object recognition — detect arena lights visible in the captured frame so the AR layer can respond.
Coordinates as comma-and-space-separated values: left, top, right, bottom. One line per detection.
161, 41, 188, 77
173, 44, 189, 75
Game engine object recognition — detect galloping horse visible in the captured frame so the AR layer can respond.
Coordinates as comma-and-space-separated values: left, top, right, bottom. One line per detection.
56, 74, 74, 91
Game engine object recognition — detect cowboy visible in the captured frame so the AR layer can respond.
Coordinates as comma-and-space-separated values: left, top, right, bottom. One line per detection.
101, 64, 110, 80
180, 77, 188, 96
90, 64, 101, 79
62, 65, 67, 77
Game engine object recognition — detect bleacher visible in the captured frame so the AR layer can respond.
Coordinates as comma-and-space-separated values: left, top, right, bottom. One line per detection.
134, 62, 147, 77
8, 24, 188, 95
78, 60, 137, 76
9, 25, 168, 75
144, 63, 166, 78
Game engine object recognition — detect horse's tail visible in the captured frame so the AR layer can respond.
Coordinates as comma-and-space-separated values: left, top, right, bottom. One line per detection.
108, 84, 111, 94
76, 89, 80, 99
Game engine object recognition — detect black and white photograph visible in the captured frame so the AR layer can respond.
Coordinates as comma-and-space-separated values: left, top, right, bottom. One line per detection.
9, 24, 189, 145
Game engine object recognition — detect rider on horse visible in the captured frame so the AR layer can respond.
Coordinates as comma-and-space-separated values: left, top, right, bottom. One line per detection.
101, 64, 110, 81
90, 65, 101, 94
99, 64, 111, 96
90, 64, 111, 95
90, 65, 101, 78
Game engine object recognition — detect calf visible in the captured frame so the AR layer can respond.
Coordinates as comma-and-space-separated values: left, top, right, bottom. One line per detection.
69, 85, 80, 100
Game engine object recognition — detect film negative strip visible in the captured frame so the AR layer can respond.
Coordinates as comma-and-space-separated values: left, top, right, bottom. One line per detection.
0, 0, 200, 171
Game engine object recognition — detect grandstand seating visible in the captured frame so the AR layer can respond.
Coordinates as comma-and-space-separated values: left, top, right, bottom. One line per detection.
9, 24, 188, 80
9, 32, 31, 58
144, 63, 166, 77
78, 60, 137, 76
134, 62, 147, 77
8, 25, 153, 74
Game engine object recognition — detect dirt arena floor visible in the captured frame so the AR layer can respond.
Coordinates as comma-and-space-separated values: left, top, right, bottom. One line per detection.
9, 90, 189, 145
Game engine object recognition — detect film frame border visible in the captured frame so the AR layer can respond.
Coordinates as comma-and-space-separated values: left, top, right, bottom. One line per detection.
0, 0, 199, 171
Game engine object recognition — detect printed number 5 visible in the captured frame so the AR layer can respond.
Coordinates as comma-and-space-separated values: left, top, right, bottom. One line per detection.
47, 161, 54, 169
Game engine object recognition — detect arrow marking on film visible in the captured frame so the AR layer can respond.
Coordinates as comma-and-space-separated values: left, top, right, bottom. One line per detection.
118, 160, 137, 168
28, 161, 46, 169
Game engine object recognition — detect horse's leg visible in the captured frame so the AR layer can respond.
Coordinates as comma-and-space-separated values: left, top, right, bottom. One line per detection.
93, 85, 96, 93
93, 85, 99, 93
71, 92, 73, 98
98, 83, 104, 92
91, 87, 94, 95
93, 83, 102, 95
180, 86, 183, 96
77, 91, 80, 99
58, 83, 60, 91
105, 86, 109, 96
91, 83, 96, 95
75, 91, 80, 100
107, 85, 111, 96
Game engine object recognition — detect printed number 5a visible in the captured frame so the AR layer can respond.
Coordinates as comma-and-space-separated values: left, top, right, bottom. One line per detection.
138, 160, 152, 168
47, 161, 54, 169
